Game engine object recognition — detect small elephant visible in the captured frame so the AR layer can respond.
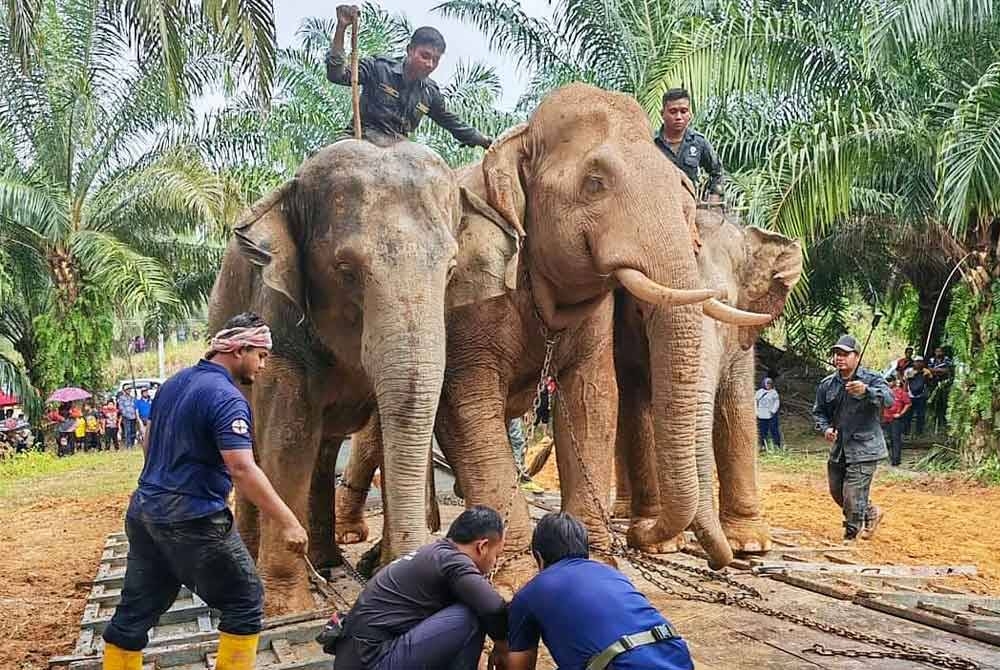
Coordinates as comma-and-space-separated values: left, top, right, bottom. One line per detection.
209, 139, 505, 611
615, 205, 803, 568
336, 85, 767, 579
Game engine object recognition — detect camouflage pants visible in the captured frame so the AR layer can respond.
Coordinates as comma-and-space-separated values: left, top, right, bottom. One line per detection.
827, 458, 880, 538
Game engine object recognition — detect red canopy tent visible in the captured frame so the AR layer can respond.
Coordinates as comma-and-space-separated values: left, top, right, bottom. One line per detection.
0, 391, 19, 407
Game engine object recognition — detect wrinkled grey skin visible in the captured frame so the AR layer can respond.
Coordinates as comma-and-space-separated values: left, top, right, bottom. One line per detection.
208, 139, 500, 612
614, 207, 803, 568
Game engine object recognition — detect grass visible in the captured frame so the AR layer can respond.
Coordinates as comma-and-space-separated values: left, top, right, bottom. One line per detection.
104, 339, 205, 385
0, 449, 143, 505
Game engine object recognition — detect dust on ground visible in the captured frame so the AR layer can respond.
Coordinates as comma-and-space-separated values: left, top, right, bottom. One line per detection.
527, 435, 1000, 594
0, 450, 142, 670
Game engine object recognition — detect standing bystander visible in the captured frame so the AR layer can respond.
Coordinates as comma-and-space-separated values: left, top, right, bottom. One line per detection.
103, 400, 121, 450
118, 386, 139, 449
882, 377, 911, 466
135, 388, 153, 439
754, 377, 782, 451
928, 346, 953, 432
904, 356, 934, 436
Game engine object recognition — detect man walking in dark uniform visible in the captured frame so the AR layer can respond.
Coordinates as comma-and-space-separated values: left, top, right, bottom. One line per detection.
101, 313, 308, 670
654, 88, 724, 198
327, 5, 493, 149
813, 335, 894, 542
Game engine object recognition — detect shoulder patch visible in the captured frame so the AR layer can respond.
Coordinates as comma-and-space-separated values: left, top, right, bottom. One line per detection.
688, 145, 699, 156
231, 418, 250, 435
415, 102, 430, 114
379, 83, 399, 98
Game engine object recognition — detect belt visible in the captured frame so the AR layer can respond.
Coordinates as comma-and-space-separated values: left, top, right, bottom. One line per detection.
585, 623, 679, 670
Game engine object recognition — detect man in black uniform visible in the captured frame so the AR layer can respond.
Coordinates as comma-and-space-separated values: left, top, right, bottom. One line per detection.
327, 5, 493, 148
812, 335, 893, 541
332, 505, 509, 670
654, 88, 724, 198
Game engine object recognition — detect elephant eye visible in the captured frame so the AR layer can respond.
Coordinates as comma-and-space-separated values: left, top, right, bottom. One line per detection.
583, 173, 607, 196
336, 262, 359, 285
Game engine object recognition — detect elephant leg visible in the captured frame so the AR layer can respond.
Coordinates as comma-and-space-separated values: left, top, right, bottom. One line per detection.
715, 361, 771, 553
235, 489, 260, 562
335, 415, 382, 545
252, 359, 320, 614
553, 341, 618, 553
436, 368, 533, 586
309, 435, 344, 570
613, 370, 660, 521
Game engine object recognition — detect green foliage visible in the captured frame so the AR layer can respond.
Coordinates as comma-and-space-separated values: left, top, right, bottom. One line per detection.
32, 286, 113, 391
0, 447, 144, 500
944, 281, 1000, 457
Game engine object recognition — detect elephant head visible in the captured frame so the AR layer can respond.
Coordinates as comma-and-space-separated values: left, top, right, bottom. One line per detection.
232, 139, 476, 558
474, 83, 769, 544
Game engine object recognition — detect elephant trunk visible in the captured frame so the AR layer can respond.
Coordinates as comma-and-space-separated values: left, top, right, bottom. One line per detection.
362, 281, 447, 559
642, 304, 702, 542
690, 391, 734, 569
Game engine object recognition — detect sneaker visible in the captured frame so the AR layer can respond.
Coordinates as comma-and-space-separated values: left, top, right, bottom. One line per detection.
860, 506, 884, 540
520, 479, 545, 494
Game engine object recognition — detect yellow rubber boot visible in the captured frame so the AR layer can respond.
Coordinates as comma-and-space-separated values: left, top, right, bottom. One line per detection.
102, 642, 142, 670
215, 631, 259, 670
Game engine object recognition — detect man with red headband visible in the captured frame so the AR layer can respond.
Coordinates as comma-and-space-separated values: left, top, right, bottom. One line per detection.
102, 312, 308, 670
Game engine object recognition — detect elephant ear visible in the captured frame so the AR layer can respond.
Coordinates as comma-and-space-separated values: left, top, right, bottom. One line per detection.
233, 180, 305, 316
481, 123, 529, 288
736, 226, 803, 350
447, 184, 521, 310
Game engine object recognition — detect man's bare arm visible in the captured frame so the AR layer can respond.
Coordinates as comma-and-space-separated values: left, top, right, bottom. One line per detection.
221, 449, 308, 554
506, 648, 537, 670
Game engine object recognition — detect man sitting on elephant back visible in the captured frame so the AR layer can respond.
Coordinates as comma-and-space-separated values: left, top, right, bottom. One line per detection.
506, 513, 694, 670
813, 334, 894, 541
654, 88, 725, 200
327, 5, 493, 149
331, 506, 509, 670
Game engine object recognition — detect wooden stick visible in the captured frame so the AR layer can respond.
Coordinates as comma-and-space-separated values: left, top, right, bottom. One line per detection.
350, 16, 361, 139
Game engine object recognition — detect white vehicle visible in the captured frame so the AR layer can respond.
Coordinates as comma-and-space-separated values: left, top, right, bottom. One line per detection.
116, 377, 163, 396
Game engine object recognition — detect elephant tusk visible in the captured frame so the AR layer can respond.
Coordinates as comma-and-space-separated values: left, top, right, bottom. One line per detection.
703, 298, 773, 326
615, 269, 717, 307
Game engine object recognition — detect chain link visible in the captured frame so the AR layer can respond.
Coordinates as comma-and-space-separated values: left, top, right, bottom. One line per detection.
544, 364, 981, 670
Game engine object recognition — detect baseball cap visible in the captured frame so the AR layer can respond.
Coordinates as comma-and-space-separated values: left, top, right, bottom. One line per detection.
913, 355, 925, 362
830, 335, 859, 353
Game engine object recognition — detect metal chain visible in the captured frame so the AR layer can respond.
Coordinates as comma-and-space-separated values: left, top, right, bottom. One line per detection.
333, 544, 368, 587
545, 365, 980, 670
489, 331, 561, 583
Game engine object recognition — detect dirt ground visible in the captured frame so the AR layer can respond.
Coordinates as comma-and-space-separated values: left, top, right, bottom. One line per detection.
4, 440, 1000, 669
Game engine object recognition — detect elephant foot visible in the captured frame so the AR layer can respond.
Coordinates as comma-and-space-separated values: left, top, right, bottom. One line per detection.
721, 515, 772, 554
491, 551, 538, 600
626, 518, 686, 554
263, 572, 316, 616
334, 486, 370, 544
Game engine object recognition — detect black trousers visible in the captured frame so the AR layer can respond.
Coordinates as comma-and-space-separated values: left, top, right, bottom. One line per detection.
827, 457, 879, 538
103, 509, 263, 651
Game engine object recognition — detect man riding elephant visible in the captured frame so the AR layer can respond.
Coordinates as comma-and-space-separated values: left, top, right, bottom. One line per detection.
327, 5, 493, 148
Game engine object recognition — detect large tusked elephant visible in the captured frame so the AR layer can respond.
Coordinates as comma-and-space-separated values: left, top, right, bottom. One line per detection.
336, 84, 768, 577
614, 205, 802, 568
209, 139, 506, 611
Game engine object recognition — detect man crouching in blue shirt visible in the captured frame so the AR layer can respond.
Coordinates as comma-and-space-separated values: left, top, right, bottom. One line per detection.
102, 313, 309, 670
507, 513, 694, 670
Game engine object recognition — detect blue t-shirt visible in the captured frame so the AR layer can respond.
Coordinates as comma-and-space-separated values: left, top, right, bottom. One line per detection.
509, 558, 693, 670
127, 360, 253, 523
135, 397, 152, 421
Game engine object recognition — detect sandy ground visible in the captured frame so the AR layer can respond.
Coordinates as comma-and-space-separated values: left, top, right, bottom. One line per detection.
4, 443, 1000, 669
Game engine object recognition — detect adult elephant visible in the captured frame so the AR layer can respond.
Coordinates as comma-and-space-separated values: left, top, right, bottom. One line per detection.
209, 139, 508, 611
335, 84, 769, 577
614, 205, 803, 568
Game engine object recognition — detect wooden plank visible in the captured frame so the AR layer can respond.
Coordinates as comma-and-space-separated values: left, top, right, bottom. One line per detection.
856, 596, 1000, 647
855, 591, 1000, 609
918, 601, 971, 618
271, 639, 297, 664
953, 615, 1000, 632
771, 573, 854, 600
970, 603, 1000, 617
752, 561, 978, 577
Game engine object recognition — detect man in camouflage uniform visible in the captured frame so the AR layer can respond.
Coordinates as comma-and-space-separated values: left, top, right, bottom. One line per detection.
327, 5, 493, 149
812, 335, 893, 541
654, 88, 724, 199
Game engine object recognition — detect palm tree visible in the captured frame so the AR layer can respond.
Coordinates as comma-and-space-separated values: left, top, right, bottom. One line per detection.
4, 0, 277, 103
0, 0, 237, 395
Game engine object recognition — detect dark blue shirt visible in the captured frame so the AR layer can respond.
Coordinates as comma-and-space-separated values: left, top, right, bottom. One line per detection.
134, 397, 152, 421
508, 558, 693, 670
127, 360, 253, 523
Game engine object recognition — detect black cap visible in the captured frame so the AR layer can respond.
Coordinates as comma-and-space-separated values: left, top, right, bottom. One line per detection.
831, 335, 859, 354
